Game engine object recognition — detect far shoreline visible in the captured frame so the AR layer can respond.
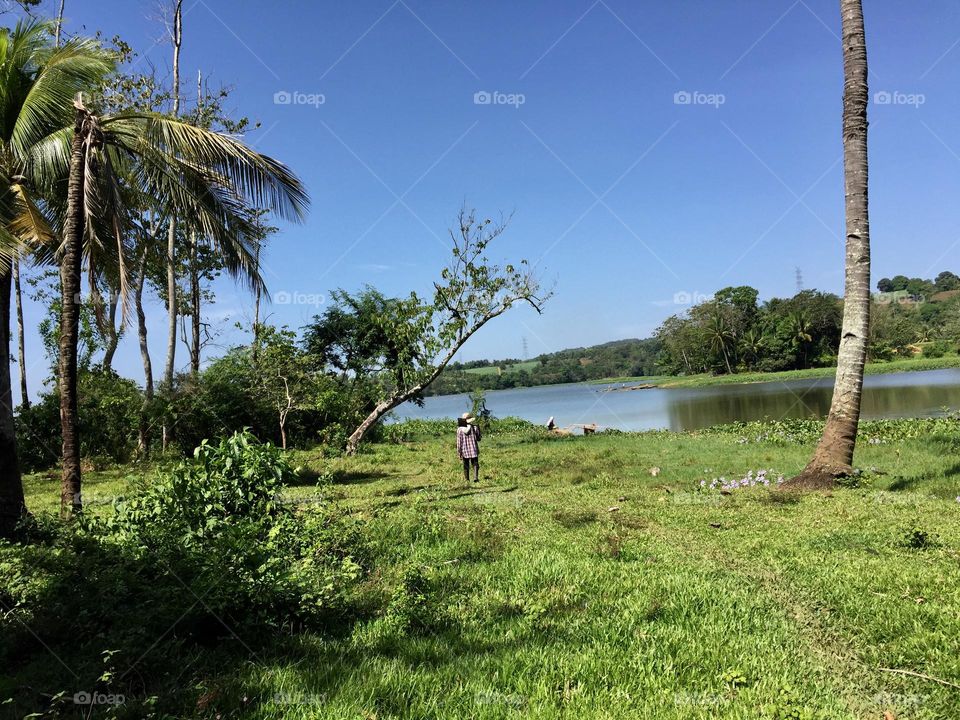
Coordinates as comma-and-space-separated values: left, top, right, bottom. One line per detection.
587, 355, 960, 390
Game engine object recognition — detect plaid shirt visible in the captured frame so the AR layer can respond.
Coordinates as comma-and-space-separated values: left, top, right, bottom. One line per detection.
456, 425, 481, 459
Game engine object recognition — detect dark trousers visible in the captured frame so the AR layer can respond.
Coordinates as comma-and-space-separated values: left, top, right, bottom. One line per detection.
462, 456, 479, 482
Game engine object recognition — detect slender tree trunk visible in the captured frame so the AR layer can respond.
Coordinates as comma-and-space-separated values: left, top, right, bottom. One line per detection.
54, 0, 65, 46
786, 0, 870, 490
189, 71, 202, 377
59, 107, 87, 516
13, 260, 28, 409
0, 267, 25, 538
252, 238, 261, 365
162, 0, 183, 451
101, 297, 119, 369
134, 247, 153, 457
189, 231, 200, 376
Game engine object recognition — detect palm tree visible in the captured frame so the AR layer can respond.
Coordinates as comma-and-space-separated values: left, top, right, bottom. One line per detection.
786, 0, 870, 489
739, 327, 765, 370
788, 311, 814, 368
44, 98, 308, 515
707, 312, 735, 374
0, 20, 113, 536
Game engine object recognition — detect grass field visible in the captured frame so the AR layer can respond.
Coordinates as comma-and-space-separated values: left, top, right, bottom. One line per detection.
592, 355, 960, 388
9, 418, 960, 719
462, 360, 540, 376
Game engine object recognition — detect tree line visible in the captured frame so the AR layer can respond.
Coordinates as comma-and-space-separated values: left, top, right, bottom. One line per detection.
429, 338, 661, 394
655, 274, 959, 377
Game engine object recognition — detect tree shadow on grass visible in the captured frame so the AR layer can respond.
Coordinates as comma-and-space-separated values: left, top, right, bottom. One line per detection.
443, 485, 519, 501
330, 469, 391, 486
887, 475, 922, 492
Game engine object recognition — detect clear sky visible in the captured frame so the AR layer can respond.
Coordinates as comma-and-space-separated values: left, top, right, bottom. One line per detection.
12, 0, 960, 401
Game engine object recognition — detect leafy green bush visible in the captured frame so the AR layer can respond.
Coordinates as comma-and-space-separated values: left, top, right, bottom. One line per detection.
923, 340, 951, 358
100, 431, 363, 628
15, 369, 144, 471
1, 432, 366, 717
162, 348, 380, 454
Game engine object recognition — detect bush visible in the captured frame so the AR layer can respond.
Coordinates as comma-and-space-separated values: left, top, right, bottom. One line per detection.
923, 340, 951, 358
101, 431, 363, 627
15, 369, 143, 472
1, 431, 366, 718
161, 349, 381, 454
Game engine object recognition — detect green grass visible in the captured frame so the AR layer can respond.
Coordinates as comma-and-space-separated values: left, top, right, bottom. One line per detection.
592, 354, 960, 388
463, 360, 540, 376
9, 420, 960, 719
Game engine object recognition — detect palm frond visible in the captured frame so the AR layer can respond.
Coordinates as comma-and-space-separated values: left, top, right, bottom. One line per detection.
104, 112, 309, 222
10, 38, 114, 159
8, 182, 53, 248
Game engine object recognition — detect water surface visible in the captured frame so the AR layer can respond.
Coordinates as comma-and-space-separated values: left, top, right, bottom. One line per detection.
393, 369, 960, 431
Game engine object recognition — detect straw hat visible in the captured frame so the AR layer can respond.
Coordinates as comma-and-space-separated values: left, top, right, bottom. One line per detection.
461, 412, 476, 424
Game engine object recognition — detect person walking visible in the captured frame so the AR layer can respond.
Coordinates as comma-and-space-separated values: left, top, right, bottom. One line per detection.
457, 413, 481, 483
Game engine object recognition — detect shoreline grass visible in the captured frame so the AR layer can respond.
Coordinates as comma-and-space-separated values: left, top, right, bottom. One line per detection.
590, 354, 960, 388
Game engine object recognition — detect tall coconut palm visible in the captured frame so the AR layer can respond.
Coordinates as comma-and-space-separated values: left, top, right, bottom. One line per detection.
788, 311, 814, 369
0, 20, 113, 536
786, 0, 870, 489
38, 98, 307, 515
707, 312, 735, 375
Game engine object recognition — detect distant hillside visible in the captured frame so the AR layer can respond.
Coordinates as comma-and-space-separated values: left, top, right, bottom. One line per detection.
425, 338, 661, 396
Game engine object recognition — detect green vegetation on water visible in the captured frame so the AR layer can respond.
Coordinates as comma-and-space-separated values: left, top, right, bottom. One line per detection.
5, 417, 960, 718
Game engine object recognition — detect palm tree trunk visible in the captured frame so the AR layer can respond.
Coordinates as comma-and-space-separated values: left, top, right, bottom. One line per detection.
0, 266, 26, 538
13, 259, 28, 409
786, 0, 870, 489
59, 106, 87, 516
162, 0, 183, 451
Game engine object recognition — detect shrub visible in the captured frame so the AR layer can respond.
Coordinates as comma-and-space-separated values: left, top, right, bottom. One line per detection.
101, 431, 363, 628
923, 340, 951, 358
15, 369, 143, 471
1, 431, 365, 718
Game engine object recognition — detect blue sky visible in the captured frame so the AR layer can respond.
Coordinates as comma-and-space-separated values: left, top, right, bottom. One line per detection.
13, 0, 960, 400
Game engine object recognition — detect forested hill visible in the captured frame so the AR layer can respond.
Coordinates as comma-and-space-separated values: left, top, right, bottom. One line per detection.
425, 338, 661, 396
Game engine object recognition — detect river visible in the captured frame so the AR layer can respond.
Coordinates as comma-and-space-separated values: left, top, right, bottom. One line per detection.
393, 369, 960, 431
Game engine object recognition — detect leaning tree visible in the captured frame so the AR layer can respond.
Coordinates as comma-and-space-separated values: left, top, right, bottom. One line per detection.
330, 208, 550, 454
785, 0, 871, 489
